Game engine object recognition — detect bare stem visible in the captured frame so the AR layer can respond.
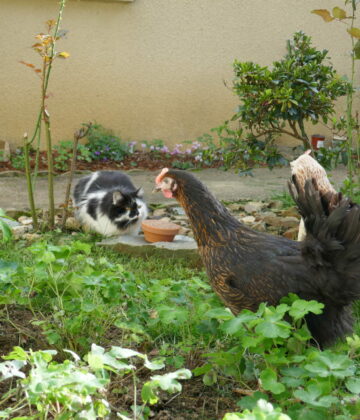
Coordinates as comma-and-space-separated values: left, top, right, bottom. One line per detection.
61, 123, 92, 228
23, 137, 38, 229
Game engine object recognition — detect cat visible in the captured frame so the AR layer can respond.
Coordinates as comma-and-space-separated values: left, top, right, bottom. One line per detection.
73, 170, 148, 236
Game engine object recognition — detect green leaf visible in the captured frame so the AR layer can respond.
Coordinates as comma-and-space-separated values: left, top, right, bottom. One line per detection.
289, 299, 324, 321
311, 9, 334, 22
346, 377, 360, 394
255, 319, 291, 338
347, 27, 360, 38
141, 382, 159, 405
332, 7, 347, 19
203, 369, 217, 386
260, 368, 285, 394
221, 311, 257, 335
204, 307, 234, 320
2, 346, 29, 361
0, 219, 12, 242
294, 384, 338, 408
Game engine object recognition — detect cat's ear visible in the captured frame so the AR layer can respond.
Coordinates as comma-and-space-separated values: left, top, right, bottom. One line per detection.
112, 191, 123, 204
136, 187, 144, 198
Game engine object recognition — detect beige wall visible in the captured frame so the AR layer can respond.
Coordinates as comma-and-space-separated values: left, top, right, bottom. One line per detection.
0, 0, 354, 148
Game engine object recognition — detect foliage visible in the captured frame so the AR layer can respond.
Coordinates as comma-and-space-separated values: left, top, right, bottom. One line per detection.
312, 2, 360, 198
54, 139, 92, 171
0, 344, 191, 419
196, 122, 288, 173
10, 148, 26, 170
85, 124, 130, 161
223, 400, 291, 420
232, 31, 349, 148
0, 239, 219, 354
0, 234, 359, 418
194, 295, 360, 419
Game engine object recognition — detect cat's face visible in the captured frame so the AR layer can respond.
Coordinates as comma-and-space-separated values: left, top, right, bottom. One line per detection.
111, 189, 145, 228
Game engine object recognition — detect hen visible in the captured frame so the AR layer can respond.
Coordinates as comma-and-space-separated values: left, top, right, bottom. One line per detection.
155, 166, 360, 347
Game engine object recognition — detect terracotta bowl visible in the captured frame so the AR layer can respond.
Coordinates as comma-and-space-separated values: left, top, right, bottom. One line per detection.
141, 219, 181, 243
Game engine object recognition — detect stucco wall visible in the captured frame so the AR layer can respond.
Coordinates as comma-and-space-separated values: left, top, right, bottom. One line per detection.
0, 0, 354, 148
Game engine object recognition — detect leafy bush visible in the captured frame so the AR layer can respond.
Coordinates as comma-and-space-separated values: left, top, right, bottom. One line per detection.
85, 124, 130, 161
232, 31, 349, 148
54, 139, 92, 171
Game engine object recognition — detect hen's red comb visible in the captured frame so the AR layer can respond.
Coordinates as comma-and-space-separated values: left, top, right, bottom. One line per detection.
155, 168, 169, 184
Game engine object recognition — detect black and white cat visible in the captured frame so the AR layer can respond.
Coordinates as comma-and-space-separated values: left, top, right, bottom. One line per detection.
73, 171, 148, 236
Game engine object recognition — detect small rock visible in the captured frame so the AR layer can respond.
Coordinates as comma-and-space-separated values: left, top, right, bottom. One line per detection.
65, 217, 81, 230
244, 201, 264, 214
172, 215, 188, 222
18, 216, 33, 225
263, 215, 299, 229
152, 208, 168, 217
283, 227, 299, 240
240, 215, 256, 225
227, 203, 241, 211
171, 206, 186, 216
252, 221, 267, 232
22, 233, 41, 242
0, 217, 21, 228
280, 217, 300, 229
178, 226, 191, 235
12, 225, 32, 238
280, 207, 300, 218
268, 200, 284, 210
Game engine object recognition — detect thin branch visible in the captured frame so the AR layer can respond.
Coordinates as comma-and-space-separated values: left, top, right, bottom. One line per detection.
61, 123, 92, 228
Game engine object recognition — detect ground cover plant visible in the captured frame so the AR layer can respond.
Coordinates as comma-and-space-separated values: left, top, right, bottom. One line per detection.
0, 223, 359, 419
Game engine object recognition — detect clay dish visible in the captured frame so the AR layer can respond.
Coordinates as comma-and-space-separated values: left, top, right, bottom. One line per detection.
142, 219, 181, 243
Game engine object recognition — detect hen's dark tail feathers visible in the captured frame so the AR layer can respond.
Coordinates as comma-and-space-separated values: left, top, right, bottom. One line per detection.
289, 176, 360, 305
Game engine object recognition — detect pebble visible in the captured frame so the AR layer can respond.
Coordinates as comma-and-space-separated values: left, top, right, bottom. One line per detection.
18, 216, 33, 226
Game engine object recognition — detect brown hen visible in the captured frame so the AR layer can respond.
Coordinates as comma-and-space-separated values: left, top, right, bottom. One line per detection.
155, 167, 360, 347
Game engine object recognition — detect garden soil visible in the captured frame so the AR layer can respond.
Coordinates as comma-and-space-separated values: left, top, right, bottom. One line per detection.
0, 165, 349, 211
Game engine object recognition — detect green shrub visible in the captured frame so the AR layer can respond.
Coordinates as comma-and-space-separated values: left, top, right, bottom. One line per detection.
232, 31, 349, 148
85, 124, 129, 161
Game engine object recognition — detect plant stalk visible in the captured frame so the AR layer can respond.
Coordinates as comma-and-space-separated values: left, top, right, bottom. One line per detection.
24, 137, 38, 229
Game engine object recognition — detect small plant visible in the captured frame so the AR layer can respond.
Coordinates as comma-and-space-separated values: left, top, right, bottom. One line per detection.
195, 295, 360, 419
86, 123, 129, 161
54, 139, 92, 171
0, 344, 191, 419
10, 148, 26, 170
